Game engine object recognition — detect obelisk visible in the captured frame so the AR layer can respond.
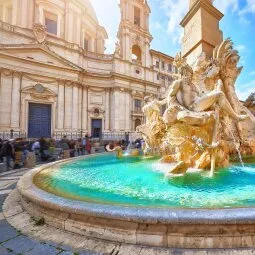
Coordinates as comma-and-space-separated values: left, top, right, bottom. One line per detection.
180, 0, 224, 65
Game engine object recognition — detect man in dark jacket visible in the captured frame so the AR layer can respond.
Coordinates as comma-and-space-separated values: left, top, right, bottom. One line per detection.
0, 138, 3, 163
3, 140, 14, 170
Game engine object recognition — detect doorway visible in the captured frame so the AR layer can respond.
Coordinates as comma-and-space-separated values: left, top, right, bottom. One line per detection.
28, 103, 51, 138
91, 119, 102, 138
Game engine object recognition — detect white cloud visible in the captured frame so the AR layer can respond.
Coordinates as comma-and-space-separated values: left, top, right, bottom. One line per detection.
214, 0, 239, 13
239, 0, 255, 16
157, 0, 239, 45
91, 0, 120, 53
154, 21, 162, 30
236, 44, 246, 52
249, 71, 255, 76
236, 80, 255, 100
159, 0, 188, 44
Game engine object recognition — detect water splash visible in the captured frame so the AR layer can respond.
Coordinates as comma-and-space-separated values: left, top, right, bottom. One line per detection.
222, 120, 244, 167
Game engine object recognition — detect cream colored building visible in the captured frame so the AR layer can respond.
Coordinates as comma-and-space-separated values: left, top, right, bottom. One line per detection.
0, 0, 177, 139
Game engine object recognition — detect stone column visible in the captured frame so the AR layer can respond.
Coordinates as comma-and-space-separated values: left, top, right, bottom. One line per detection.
81, 28, 85, 48
39, 6, 44, 24
91, 39, 95, 52
10, 72, 21, 129
57, 81, 64, 130
105, 89, 110, 131
57, 14, 61, 37
12, 0, 18, 25
78, 86, 82, 130
125, 91, 130, 131
82, 86, 88, 131
64, 84, 72, 130
21, 0, 28, 27
72, 85, 79, 130
113, 89, 120, 131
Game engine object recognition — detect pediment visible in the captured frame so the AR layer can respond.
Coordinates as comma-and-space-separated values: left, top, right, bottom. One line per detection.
22, 84, 57, 101
0, 45, 82, 71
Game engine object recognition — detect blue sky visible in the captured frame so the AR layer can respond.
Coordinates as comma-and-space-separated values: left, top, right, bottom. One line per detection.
91, 0, 255, 100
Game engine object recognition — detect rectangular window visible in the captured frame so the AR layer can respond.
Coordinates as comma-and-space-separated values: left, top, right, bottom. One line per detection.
162, 61, 165, 70
45, 11, 58, 35
156, 61, 159, 68
168, 64, 172, 72
84, 39, 89, 50
168, 76, 173, 84
134, 6, 140, 27
157, 73, 160, 80
134, 99, 142, 113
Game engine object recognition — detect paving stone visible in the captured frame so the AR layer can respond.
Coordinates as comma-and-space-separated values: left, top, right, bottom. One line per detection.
0, 194, 8, 211
0, 219, 19, 243
2, 235, 40, 254
23, 243, 58, 255
0, 245, 16, 255
59, 252, 73, 255
207, 249, 255, 255
117, 245, 142, 255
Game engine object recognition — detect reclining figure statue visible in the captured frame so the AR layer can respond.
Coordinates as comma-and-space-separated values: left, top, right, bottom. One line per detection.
163, 60, 247, 127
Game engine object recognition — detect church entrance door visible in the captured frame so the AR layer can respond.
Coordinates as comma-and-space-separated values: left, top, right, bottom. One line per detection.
28, 103, 51, 138
91, 119, 102, 139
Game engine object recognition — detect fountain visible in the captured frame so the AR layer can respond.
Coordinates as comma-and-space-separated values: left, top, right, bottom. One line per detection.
9, 39, 255, 249
138, 39, 254, 177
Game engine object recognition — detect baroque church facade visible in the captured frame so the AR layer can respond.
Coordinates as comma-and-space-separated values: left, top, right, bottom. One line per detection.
0, 0, 178, 138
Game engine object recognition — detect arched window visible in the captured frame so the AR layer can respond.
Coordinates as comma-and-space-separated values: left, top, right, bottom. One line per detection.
132, 45, 142, 64
135, 119, 141, 130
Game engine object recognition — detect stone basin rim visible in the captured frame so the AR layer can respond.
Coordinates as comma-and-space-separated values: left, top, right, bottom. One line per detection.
17, 155, 255, 225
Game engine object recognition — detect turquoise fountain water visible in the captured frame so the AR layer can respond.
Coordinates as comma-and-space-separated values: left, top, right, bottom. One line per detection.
34, 153, 255, 209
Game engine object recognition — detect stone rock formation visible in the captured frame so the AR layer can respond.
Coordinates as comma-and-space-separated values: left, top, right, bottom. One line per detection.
137, 39, 255, 175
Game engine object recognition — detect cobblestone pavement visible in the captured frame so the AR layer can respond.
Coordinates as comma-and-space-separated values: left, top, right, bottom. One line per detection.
0, 169, 96, 255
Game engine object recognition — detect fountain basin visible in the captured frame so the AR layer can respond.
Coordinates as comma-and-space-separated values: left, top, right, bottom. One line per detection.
17, 154, 255, 248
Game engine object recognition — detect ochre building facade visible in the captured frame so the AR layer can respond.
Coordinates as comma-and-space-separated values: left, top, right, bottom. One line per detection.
0, 0, 177, 138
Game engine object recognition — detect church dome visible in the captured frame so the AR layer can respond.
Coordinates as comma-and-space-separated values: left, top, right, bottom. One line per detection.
81, 0, 99, 23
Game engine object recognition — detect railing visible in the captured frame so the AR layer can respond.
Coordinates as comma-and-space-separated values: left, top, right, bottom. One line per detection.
101, 132, 142, 142
0, 131, 142, 142
0, 131, 26, 140
132, 59, 142, 65
52, 132, 84, 141
82, 49, 114, 61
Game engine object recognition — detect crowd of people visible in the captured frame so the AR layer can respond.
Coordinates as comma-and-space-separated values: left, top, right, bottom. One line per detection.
0, 135, 142, 171
0, 134, 96, 171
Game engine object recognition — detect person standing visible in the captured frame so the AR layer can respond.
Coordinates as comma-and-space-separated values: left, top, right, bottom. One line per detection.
85, 138, 91, 154
75, 139, 82, 156
0, 138, 3, 163
5, 140, 14, 170
81, 136, 86, 155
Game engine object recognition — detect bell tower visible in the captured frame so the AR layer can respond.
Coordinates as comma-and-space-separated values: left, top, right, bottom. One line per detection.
117, 0, 152, 67
180, 0, 223, 65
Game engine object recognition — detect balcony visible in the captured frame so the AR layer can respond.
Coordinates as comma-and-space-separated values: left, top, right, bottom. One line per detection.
132, 108, 143, 116
132, 59, 142, 66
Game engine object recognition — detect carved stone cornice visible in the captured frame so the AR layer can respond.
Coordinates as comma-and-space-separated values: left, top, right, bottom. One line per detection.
13, 71, 23, 78
1, 68, 13, 76
23, 73, 57, 84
